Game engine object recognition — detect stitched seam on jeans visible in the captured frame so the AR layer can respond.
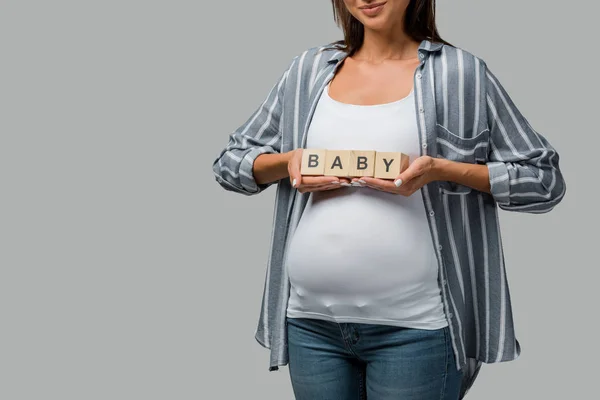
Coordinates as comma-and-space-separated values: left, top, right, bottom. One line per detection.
440, 327, 449, 400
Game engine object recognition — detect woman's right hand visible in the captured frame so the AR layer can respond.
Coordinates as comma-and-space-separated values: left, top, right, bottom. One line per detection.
287, 149, 351, 193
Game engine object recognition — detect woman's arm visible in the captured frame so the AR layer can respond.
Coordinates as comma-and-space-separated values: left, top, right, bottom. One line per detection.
254, 149, 349, 190
355, 155, 491, 196
433, 62, 567, 208
212, 57, 296, 196
482, 61, 566, 213
212, 53, 349, 194
433, 159, 491, 194
253, 152, 294, 185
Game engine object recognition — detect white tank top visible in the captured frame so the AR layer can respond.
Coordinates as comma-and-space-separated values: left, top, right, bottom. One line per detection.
285, 82, 448, 329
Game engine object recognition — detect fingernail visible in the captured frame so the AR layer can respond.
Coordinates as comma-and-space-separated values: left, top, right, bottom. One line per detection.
292, 178, 297, 187
394, 179, 403, 187
351, 182, 362, 187
330, 181, 340, 184
340, 182, 351, 187
358, 179, 366, 184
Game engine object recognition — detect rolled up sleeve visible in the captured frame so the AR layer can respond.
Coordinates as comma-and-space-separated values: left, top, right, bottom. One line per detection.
483, 62, 566, 213
212, 57, 296, 195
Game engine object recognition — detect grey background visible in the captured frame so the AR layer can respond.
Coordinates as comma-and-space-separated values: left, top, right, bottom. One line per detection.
1, 0, 597, 399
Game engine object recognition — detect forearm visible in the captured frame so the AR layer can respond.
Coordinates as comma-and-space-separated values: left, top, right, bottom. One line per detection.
433, 158, 491, 194
253, 151, 293, 185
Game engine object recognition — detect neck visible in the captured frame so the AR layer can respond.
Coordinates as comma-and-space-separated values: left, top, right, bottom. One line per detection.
354, 25, 420, 62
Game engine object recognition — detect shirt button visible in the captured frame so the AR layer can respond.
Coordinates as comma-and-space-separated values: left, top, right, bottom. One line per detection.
419, 53, 425, 59
419, 107, 424, 113
442, 279, 447, 285
429, 210, 435, 217
438, 244, 443, 251
416, 73, 422, 79
448, 313, 453, 319
422, 143, 428, 149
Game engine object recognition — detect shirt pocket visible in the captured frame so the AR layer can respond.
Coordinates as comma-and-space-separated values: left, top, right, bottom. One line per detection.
435, 124, 490, 195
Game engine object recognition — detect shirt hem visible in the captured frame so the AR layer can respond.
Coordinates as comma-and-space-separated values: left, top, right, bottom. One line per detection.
286, 309, 449, 330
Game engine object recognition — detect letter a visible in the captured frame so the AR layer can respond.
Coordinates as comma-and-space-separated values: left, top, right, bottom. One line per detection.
331, 156, 343, 169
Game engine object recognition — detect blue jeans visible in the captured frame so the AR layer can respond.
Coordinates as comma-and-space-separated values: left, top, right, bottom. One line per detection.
286, 317, 463, 400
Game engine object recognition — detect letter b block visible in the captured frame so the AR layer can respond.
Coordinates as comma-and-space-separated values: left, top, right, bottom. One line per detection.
300, 149, 327, 175
324, 150, 351, 177
374, 152, 409, 179
349, 150, 375, 177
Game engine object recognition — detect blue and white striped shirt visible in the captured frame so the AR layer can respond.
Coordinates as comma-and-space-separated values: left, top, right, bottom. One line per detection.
212, 39, 566, 398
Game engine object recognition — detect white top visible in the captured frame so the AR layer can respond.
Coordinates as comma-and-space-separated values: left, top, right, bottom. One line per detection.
285, 82, 448, 329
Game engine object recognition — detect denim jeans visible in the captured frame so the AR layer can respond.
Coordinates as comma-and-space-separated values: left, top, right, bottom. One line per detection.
286, 317, 463, 400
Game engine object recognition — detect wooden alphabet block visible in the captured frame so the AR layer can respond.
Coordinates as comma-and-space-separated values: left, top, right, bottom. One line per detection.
374, 152, 409, 179
324, 150, 351, 177
300, 149, 327, 175
349, 150, 376, 177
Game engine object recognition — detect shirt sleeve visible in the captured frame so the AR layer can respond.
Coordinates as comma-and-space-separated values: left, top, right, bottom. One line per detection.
212, 56, 297, 195
483, 61, 566, 213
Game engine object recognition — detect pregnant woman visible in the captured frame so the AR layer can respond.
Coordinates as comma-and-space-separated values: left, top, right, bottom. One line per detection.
212, 1, 566, 399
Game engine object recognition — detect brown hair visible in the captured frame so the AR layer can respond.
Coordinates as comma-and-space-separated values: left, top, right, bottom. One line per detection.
328, 0, 451, 56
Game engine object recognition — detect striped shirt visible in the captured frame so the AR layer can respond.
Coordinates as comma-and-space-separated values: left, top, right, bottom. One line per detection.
212, 39, 566, 398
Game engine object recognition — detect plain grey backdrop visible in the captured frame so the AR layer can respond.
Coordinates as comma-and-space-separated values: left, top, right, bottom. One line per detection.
2, 0, 598, 399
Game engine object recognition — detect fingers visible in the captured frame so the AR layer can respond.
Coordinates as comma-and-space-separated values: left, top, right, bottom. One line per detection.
296, 177, 353, 193
302, 176, 342, 186
289, 164, 302, 189
298, 185, 336, 193
359, 176, 398, 192
394, 157, 429, 186
358, 175, 423, 196
394, 170, 415, 187
292, 172, 421, 196
298, 183, 340, 193
350, 177, 369, 187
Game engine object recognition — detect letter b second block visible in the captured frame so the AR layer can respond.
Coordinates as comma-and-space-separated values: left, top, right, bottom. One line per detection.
349, 150, 375, 177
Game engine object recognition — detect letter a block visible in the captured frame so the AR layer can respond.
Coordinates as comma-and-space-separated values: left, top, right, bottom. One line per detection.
374, 152, 409, 179
324, 150, 351, 177
349, 150, 376, 177
300, 149, 327, 175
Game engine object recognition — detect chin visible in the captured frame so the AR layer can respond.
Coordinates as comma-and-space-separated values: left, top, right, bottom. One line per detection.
361, 18, 391, 32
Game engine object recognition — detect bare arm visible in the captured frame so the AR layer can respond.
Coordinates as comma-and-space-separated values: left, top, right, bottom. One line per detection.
433, 158, 491, 194
253, 151, 294, 185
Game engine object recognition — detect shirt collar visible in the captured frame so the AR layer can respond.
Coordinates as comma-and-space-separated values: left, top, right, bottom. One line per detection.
326, 39, 443, 64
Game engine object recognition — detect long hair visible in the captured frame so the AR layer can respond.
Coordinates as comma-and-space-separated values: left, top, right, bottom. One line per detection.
329, 0, 451, 56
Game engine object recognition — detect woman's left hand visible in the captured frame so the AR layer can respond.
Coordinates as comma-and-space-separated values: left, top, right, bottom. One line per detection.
351, 155, 439, 196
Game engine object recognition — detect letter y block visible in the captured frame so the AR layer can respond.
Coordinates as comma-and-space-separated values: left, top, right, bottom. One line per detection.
374, 152, 410, 179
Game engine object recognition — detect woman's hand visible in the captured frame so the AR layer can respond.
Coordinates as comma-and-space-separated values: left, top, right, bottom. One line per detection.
351, 155, 439, 195
288, 149, 351, 193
